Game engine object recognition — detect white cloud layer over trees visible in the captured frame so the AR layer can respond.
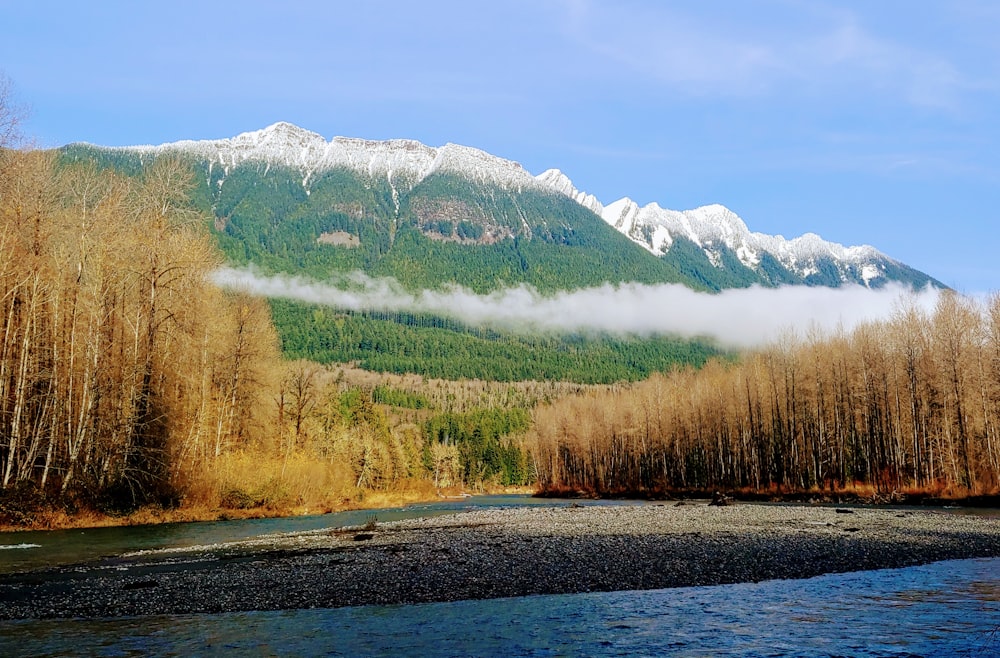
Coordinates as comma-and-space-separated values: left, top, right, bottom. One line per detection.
213, 267, 942, 348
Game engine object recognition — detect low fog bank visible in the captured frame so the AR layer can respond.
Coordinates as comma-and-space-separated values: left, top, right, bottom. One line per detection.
212, 267, 942, 348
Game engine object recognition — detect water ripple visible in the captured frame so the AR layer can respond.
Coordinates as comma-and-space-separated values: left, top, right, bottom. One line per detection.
1, 557, 997, 657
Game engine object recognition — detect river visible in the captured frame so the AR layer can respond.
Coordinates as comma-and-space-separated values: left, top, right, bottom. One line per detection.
1, 497, 998, 657
0, 495, 606, 573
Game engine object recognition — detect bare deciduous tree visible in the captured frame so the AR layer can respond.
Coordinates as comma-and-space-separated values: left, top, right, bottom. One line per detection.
530, 293, 1000, 497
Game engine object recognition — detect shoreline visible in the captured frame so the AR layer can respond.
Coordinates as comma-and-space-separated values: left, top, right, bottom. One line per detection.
536, 488, 1000, 508
0, 488, 520, 533
1, 502, 999, 620
3, 486, 995, 534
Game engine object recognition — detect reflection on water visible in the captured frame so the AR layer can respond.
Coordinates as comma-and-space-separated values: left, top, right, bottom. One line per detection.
2, 558, 997, 657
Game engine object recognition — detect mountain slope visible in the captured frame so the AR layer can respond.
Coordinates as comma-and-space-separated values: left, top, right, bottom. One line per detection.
61, 127, 694, 294
537, 169, 941, 290
62, 122, 942, 293
53, 123, 945, 382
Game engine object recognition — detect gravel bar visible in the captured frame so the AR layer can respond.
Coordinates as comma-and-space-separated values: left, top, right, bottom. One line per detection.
2, 503, 999, 620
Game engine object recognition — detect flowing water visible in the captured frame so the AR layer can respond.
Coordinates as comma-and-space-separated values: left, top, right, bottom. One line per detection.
1, 498, 998, 657
0, 558, 997, 657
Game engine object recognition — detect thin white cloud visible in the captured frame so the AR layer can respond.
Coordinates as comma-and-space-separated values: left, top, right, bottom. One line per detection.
212, 267, 941, 349
804, 17, 966, 110
559, 0, 972, 110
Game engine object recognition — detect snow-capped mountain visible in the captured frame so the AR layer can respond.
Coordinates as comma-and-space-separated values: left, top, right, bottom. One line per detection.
80, 122, 941, 291
127, 122, 545, 195
536, 168, 910, 289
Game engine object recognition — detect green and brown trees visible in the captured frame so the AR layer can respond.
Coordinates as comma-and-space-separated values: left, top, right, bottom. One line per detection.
0, 130, 540, 515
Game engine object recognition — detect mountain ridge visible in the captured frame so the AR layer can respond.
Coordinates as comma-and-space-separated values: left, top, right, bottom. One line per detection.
72, 122, 942, 291
535, 168, 899, 288
112, 121, 544, 197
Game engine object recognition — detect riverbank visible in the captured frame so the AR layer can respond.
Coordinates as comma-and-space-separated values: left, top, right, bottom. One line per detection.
0, 493, 430, 533
536, 485, 1000, 508
2, 502, 999, 619
0, 486, 534, 533
4, 484, 991, 533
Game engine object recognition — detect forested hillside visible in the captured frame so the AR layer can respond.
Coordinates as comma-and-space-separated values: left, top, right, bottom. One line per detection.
270, 302, 720, 383
54, 129, 946, 388
60, 146, 695, 293
57, 145, 725, 382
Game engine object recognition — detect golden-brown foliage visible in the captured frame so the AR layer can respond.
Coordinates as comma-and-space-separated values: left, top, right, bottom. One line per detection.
531, 292, 1000, 497
0, 152, 280, 508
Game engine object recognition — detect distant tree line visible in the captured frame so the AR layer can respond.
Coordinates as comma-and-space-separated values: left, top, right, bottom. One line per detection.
268, 363, 535, 493
270, 300, 721, 384
531, 293, 1000, 496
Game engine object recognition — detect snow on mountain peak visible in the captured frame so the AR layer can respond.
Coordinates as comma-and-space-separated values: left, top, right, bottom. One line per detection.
534, 169, 603, 215
255, 121, 326, 145
535, 169, 573, 194
115, 123, 542, 193
432, 143, 535, 189
99, 124, 905, 288
537, 170, 895, 286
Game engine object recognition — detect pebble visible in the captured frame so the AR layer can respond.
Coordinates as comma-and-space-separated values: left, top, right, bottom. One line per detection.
1, 503, 998, 620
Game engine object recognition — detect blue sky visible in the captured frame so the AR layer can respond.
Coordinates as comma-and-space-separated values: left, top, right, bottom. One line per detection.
2, 0, 998, 293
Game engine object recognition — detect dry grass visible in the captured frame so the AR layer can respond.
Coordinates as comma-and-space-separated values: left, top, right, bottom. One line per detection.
1, 451, 460, 532
182, 449, 420, 515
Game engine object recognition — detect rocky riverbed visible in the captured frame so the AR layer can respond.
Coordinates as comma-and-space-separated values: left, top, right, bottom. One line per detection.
1, 503, 999, 620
